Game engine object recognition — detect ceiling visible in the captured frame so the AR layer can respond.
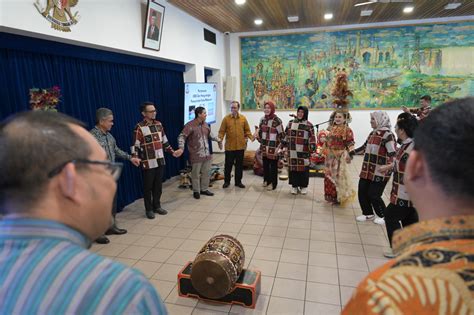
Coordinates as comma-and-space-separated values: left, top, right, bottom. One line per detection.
167, 0, 474, 33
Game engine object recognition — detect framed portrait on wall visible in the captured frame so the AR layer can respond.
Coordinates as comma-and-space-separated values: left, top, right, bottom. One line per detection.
143, 0, 165, 51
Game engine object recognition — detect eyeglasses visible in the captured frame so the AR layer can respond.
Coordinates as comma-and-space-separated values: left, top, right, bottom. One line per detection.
48, 159, 123, 181
146, 110, 156, 113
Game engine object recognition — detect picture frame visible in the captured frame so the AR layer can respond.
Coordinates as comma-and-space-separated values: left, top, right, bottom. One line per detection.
143, 0, 165, 51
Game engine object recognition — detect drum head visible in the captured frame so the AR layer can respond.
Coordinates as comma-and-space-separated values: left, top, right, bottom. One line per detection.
191, 259, 232, 299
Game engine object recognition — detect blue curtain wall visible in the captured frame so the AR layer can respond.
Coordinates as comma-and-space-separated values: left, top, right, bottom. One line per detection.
0, 32, 186, 211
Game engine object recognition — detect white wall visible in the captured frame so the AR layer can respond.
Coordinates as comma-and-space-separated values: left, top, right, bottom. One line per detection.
0, 0, 228, 150
226, 16, 474, 149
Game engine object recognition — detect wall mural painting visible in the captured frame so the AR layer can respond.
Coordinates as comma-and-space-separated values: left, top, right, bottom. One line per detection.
240, 21, 474, 110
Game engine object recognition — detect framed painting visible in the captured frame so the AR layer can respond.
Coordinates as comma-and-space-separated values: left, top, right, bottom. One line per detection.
240, 21, 474, 110
143, 0, 165, 51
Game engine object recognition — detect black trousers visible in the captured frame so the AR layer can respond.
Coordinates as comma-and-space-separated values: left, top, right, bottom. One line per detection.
263, 157, 278, 188
289, 170, 309, 188
224, 150, 244, 184
143, 166, 164, 212
385, 203, 419, 247
358, 178, 388, 218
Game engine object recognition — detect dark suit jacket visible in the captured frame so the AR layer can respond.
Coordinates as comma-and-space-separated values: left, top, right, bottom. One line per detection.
147, 25, 159, 41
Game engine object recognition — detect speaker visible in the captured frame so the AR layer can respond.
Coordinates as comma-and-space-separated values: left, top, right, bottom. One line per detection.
224, 76, 236, 101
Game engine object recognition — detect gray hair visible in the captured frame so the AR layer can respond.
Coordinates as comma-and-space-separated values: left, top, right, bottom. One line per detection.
95, 108, 113, 124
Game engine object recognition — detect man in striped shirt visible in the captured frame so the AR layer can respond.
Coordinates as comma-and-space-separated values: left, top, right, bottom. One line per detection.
0, 111, 167, 314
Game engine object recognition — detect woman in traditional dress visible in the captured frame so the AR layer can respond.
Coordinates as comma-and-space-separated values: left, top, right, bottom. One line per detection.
323, 110, 356, 205
282, 106, 316, 195
355, 111, 397, 225
255, 101, 285, 190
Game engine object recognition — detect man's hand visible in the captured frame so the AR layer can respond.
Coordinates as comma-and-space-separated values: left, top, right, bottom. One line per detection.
401, 106, 409, 113
218, 142, 223, 150
130, 157, 141, 167
173, 149, 183, 158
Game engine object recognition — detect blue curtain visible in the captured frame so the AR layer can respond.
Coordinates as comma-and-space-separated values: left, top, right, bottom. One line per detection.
0, 33, 186, 211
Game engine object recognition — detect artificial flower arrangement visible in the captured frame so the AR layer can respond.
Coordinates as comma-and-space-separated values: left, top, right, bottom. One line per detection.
29, 86, 61, 111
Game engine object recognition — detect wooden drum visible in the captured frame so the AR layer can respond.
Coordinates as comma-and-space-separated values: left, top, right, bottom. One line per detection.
191, 235, 245, 299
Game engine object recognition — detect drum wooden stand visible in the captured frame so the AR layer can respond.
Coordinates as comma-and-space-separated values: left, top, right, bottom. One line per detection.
177, 262, 261, 308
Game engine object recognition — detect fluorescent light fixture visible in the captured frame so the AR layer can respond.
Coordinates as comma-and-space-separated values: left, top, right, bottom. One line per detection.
254, 19, 263, 25
355, 0, 377, 7
403, 6, 414, 13
287, 16, 299, 22
361, 9, 373, 16
235, 0, 246, 5
444, 2, 461, 9
324, 13, 333, 20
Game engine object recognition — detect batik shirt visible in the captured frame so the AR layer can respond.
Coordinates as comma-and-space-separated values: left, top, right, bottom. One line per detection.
258, 115, 285, 160
356, 129, 396, 182
343, 215, 474, 315
390, 138, 414, 207
283, 119, 317, 172
178, 119, 219, 164
409, 106, 431, 121
90, 126, 131, 162
132, 119, 174, 170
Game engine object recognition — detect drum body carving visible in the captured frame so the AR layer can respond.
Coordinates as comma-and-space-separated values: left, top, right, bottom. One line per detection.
191, 235, 245, 299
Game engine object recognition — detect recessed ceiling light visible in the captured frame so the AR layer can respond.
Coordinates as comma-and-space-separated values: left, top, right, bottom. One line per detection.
324, 13, 333, 20
235, 0, 246, 5
444, 2, 461, 10
403, 6, 414, 13
288, 16, 299, 23
254, 19, 263, 25
361, 9, 373, 16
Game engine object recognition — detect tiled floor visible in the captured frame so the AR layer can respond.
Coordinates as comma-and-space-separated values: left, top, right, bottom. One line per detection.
91, 155, 391, 315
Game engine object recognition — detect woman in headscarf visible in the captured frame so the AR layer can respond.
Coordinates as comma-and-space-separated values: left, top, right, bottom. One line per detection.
355, 111, 396, 224
323, 110, 356, 205
255, 101, 285, 190
282, 105, 316, 195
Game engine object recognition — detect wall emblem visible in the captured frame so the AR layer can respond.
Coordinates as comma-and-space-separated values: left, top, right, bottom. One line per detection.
34, 0, 80, 32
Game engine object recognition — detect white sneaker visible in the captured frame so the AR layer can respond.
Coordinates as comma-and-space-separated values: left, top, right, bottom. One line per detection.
262, 181, 268, 187
356, 215, 375, 222
374, 217, 385, 225
300, 187, 308, 195
291, 187, 298, 195
383, 249, 398, 259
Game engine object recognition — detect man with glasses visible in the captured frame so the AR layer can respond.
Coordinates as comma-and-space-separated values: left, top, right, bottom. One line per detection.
132, 102, 182, 219
91, 108, 141, 244
0, 111, 167, 314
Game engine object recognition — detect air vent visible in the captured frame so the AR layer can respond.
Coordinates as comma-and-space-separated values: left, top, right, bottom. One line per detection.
204, 28, 216, 45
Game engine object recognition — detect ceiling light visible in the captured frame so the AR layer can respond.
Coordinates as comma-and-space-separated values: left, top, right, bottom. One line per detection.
235, 0, 246, 5
324, 13, 333, 20
361, 9, 373, 16
355, 0, 377, 7
444, 2, 461, 10
287, 16, 299, 22
254, 19, 263, 25
403, 6, 414, 13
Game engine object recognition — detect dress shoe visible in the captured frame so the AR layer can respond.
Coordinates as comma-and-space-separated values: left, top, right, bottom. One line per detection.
235, 183, 246, 188
154, 207, 168, 215
193, 192, 201, 199
222, 182, 230, 188
105, 225, 127, 235
95, 235, 110, 244
146, 211, 155, 219
200, 190, 214, 196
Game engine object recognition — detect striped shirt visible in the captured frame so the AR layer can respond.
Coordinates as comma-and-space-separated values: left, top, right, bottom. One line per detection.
0, 218, 167, 315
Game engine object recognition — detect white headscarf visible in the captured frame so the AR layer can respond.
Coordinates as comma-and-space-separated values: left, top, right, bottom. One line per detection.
371, 111, 391, 131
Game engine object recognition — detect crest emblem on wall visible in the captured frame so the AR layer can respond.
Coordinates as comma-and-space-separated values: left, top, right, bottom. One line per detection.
34, 0, 80, 32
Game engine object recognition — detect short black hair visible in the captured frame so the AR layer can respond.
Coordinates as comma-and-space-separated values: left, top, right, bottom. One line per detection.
194, 106, 206, 118
0, 111, 91, 213
140, 101, 154, 113
396, 112, 418, 138
420, 95, 431, 102
414, 97, 474, 202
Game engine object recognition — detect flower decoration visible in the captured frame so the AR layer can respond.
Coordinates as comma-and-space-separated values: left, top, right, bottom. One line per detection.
29, 86, 61, 111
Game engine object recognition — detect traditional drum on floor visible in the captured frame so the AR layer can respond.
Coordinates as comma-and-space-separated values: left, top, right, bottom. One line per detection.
190, 234, 245, 299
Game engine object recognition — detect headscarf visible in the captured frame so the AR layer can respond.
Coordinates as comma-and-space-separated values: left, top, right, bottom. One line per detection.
264, 101, 276, 119
296, 105, 309, 121
371, 111, 391, 131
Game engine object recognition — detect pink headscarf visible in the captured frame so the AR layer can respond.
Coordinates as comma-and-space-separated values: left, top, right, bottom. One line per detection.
264, 101, 276, 119
371, 111, 391, 131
